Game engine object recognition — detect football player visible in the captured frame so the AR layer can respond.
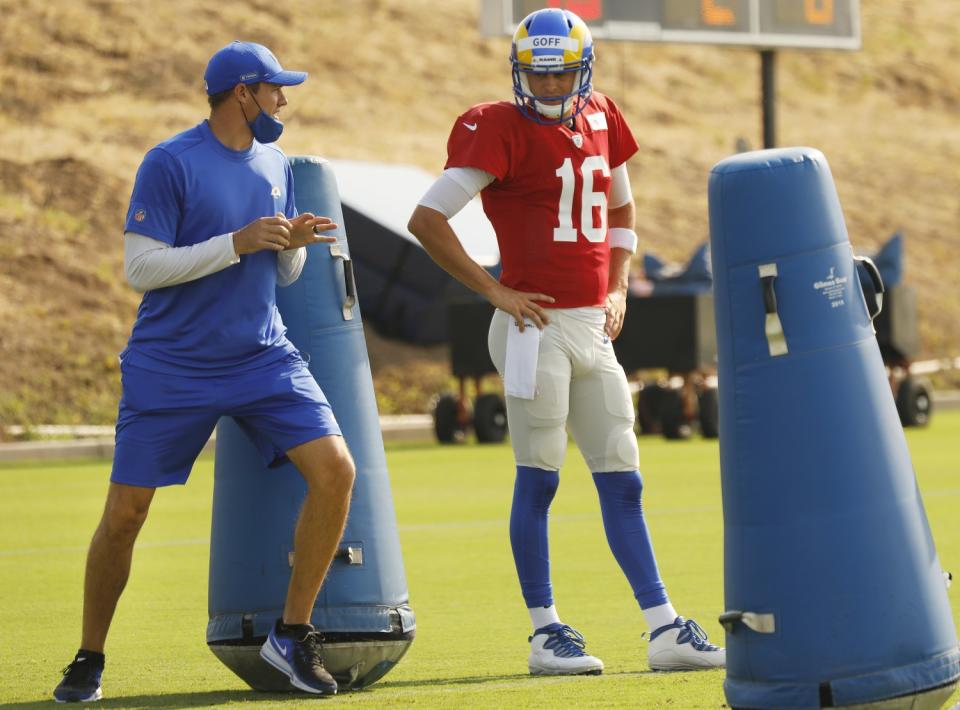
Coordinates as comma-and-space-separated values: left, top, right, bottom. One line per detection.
408, 8, 724, 675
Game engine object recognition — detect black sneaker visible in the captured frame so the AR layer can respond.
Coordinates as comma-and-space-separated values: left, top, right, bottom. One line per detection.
260, 620, 337, 695
53, 651, 104, 703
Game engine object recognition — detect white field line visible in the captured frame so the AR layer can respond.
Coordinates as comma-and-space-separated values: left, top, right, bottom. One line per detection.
400, 505, 719, 533
0, 537, 209, 558
4, 484, 959, 558
921, 487, 960, 498
6, 478, 959, 558
0, 506, 721, 558
340, 670, 659, 701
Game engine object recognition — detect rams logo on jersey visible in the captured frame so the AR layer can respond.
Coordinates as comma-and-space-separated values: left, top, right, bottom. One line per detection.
271, 186, 281, 198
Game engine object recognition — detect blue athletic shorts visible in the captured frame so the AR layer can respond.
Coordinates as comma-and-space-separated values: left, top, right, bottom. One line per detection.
111, 352, 341, 488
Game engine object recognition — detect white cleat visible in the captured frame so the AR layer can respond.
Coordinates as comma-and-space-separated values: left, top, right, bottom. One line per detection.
647, 616, 726, 671
528, 623, 604, 676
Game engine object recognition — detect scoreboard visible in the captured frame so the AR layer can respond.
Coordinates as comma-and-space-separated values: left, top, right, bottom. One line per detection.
481, 0, 860, 50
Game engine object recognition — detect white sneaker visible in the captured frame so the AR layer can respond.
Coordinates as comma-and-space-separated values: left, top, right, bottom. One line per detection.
528, 623, 604, 676
647, 617, 725, 671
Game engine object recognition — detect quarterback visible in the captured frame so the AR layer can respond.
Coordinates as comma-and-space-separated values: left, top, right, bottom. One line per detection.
408, 8, 724, 675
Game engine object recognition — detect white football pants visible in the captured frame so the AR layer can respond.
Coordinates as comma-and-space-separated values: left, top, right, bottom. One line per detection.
487, 307, 639, 472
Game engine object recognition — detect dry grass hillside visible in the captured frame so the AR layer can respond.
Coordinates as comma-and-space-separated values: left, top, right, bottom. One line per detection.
1, 0, 958, 424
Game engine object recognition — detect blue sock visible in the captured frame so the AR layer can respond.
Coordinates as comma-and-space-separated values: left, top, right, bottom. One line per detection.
510, 465, 560, 608
592, 471, 668, 609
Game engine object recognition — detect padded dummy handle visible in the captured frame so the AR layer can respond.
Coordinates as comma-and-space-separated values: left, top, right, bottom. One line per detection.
854, 255, 884, 322
758, 263, 788, 357
342, 258, 357, 309
335, 544, 364, 565
329, 244, 357, 321
761, 275, 778, 314
290, 544, 364, 567
719, 610, 776, 634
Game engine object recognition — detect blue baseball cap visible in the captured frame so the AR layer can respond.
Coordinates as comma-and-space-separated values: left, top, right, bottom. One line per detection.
204, 41, 307, 95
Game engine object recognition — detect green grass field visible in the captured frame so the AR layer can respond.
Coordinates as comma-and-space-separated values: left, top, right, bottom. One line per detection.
2, 412, 959, 709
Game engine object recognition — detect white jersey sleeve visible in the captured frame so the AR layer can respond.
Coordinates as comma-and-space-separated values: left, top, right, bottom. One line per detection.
417, 167, 495, 219
608, 163, 632, 209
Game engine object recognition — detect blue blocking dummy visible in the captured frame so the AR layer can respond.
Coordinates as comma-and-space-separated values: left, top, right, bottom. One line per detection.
207, 157, 414, 691
709, 148, 958, 710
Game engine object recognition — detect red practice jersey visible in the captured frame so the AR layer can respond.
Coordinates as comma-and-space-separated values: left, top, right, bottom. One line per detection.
445, 93, 639, 308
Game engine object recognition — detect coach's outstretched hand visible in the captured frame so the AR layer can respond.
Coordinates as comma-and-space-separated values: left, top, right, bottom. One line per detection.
489, 283, 555, 331
286, 212, 338, 249
233, 213, 339, 255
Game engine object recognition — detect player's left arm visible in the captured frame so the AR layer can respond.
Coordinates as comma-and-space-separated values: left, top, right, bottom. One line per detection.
604, 163, 637, 340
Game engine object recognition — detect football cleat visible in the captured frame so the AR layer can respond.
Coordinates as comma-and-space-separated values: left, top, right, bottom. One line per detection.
260, 620, 338, 695
53, 652, 103, 703
528, 623, 604, 675
511, 8, 594, 124
646, 616, 726, 671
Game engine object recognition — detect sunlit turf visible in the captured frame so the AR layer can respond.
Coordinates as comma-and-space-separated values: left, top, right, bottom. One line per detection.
1, 412, 959, 708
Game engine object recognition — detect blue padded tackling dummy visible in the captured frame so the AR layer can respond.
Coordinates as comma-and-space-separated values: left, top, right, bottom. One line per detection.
207, 157, 414, 691
708, 148, 958, 709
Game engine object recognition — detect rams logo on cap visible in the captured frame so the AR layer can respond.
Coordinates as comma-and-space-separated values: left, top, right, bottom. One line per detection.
134, 209, 146, 222
271, 186, 281, 198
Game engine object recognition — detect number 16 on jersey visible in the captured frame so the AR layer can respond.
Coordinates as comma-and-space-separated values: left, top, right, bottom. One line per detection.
554, 155, 610, 244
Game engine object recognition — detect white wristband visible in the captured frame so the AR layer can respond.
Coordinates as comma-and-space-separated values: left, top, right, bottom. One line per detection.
608, 227, 638, 254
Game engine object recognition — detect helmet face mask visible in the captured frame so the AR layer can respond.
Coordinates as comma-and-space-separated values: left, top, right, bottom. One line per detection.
511, 8, 594, 125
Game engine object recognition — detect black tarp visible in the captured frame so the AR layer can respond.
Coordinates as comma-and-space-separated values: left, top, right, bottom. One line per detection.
330, 160, 499, 345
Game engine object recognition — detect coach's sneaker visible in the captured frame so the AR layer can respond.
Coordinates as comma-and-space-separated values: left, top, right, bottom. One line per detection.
528, 623, 604, 675
260, 620, 338, 695
646, 616, 725, 671
53, 650, 104, 703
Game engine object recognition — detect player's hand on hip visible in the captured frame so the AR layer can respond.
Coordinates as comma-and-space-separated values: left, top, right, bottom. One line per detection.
604, 289, 627, 340
490, 284, 555, 331
232, 215, 292, 254
286, 212, 339, 249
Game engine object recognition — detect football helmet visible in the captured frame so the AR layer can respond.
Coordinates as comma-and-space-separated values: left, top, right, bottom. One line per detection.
511, 8, 594, 125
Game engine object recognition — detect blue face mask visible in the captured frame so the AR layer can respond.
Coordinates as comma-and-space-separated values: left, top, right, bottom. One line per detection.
243, 90, 284, 143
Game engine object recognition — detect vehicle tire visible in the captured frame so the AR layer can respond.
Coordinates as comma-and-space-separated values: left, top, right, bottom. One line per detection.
434, 393, 466, 443
637, 382, 667, 435
473, 393, 508, 443
660, 388, 692, 440
896, 377, 933, 427
698, 387, 720, 439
